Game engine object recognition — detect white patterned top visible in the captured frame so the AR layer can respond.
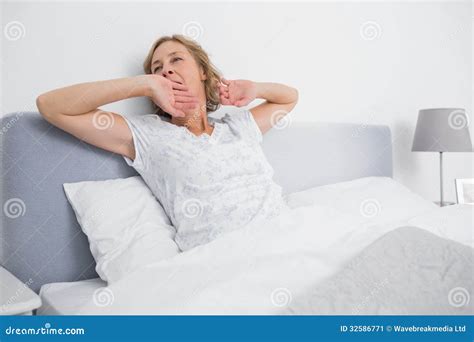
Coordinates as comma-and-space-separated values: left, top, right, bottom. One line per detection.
122, 109, 288, 251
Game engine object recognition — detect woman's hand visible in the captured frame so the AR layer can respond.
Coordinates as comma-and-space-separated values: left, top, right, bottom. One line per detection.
218, 78, 257, 107
146, 75, 199, 117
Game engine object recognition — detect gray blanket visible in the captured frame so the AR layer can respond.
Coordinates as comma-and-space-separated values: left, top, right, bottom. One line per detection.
282, 226, 474, 315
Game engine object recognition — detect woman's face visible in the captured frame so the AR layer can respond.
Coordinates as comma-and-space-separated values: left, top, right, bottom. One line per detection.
151, 40, 207, 102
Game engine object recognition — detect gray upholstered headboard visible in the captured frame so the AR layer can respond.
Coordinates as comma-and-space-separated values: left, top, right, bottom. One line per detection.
1, 111, 392, 293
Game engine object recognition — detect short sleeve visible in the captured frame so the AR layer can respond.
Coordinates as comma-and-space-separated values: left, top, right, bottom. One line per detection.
221, 109, 263, 144
121, 115, 152, 170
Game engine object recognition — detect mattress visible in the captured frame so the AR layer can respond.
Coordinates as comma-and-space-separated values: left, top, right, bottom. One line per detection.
37, 278, 106, 315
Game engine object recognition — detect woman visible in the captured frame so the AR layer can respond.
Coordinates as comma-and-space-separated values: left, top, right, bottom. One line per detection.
36, 34, 299, 251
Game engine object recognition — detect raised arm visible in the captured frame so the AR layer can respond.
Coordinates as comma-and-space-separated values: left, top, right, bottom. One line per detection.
36, 76, 152, 161
36, 75, 197, 161
218, 78, 299, 134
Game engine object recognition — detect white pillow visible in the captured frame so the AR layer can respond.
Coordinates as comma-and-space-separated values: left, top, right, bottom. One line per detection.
285, 176, 439, 226
63, 176, 180, 284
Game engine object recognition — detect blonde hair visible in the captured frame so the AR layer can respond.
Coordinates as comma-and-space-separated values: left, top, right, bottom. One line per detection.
143, 34, 222, 120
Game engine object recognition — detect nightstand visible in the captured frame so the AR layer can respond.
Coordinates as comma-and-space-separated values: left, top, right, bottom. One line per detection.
0, 266, 42, 315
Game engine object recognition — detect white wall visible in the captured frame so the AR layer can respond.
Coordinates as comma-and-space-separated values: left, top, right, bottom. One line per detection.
1, 0, 472, 203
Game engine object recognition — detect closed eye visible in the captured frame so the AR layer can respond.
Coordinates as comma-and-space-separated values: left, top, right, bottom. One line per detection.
153, 57, 182, 73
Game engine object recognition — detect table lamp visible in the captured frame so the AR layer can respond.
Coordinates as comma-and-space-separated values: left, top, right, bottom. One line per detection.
412, 108, 472, 206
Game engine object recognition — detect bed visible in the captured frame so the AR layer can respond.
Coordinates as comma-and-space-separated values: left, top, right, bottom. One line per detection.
1, 111, 472, 315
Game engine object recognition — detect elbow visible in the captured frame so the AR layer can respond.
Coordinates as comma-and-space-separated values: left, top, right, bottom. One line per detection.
36, 95, 54, 118
287, 87, 299, 113
292, 87, 299, 104
36, 95, 46, 115
284, 85, 298, 105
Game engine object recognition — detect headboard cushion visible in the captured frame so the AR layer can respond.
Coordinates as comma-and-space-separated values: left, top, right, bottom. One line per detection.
262, 121, 393, 194
1, 112, 392, 293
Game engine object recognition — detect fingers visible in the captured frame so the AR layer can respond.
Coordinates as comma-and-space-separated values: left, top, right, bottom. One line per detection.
219, 91, 229, 100
174, 111, 186, 117
218, 85, 229, 95
174, 102, 199, 110
174, 95, 199, 103
218, 84, 230, 102
218, 79, 232, 105
219, 94, 232, 105
220, 77, 231, 86
172, 87, 199, 108
164, 97, 198, 118
164, 97, 186, 117
162, 101, 183, 117
173, 89, 196, 97
173, 110, 186, 117
170, 82, 189, 91
228, 90, 237, 104
219, 82, 231, 105
165, 106, 186, 117
172, 88, 194, 98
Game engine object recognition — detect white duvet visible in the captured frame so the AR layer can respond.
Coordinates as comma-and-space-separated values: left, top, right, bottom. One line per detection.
75, 177, 473, 315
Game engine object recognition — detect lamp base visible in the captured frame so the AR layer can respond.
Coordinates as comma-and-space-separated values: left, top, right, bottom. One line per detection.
433, 201, 456, 207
